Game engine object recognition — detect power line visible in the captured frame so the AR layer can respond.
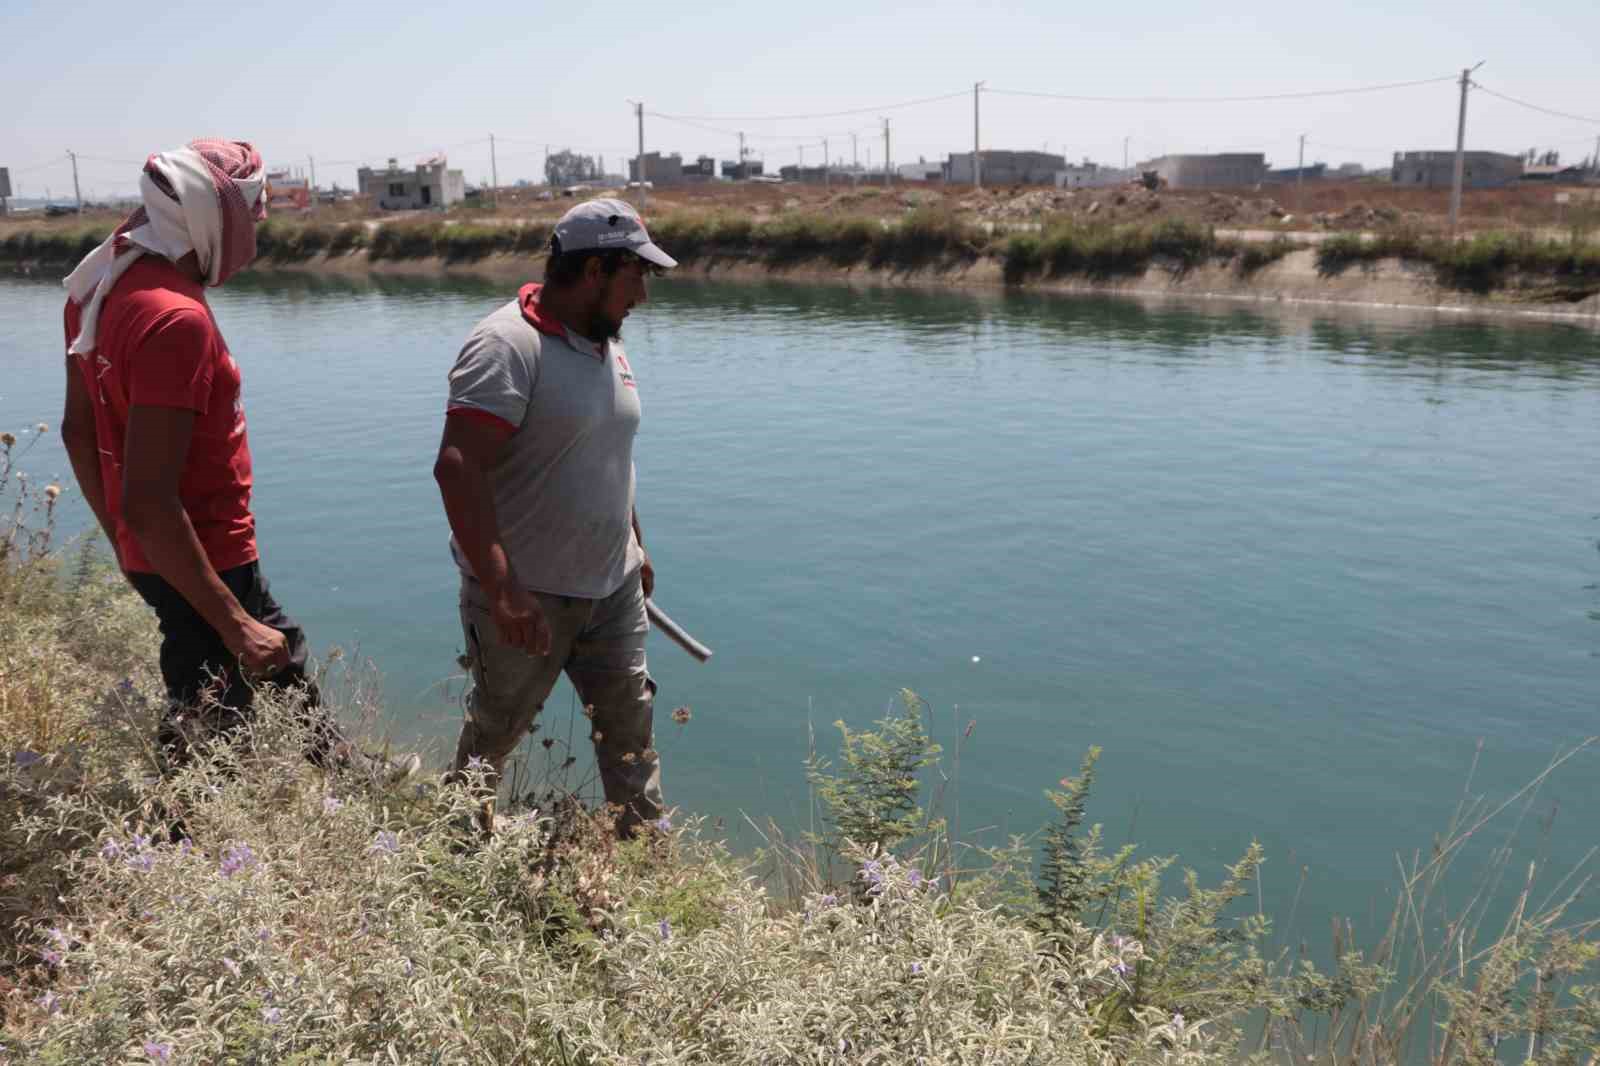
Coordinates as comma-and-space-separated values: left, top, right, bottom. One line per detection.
987, 74, 1456, 105
1471, 83, 1600, 127
646, 89, 969, 123
13, 154, 71, 174
644, 110, 877, 144
317, 137, 491, 168
74, 153, 148, 166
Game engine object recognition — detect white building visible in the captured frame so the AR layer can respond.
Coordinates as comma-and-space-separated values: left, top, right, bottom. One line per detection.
357, 154, 465, 210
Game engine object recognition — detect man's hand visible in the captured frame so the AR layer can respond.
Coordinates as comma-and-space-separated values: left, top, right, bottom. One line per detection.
227, 617, 291, 677
489, 580, 552, 656
640, 549, 655, 600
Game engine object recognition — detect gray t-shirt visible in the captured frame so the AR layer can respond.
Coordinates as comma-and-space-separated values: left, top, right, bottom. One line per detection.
445, 289, 644, 599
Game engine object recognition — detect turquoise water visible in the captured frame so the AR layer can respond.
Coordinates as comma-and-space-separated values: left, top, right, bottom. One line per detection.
3, 271, 1597, 952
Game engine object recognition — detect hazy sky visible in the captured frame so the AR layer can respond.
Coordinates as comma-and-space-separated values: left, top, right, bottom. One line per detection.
4, 0, 1597, 199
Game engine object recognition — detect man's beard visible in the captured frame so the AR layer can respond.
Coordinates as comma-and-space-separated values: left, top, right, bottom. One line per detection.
582, 308, 623, 344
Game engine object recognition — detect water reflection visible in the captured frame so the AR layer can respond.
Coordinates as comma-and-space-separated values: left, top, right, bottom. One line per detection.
10, 267, 1598, 380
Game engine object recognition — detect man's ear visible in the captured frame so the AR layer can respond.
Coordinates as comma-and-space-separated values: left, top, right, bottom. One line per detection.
581, 254, 604, 287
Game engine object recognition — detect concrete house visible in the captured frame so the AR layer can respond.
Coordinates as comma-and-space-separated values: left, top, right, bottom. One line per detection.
720, 158, 765, 179
945, 150, 1066, 185
357, 155, 464, 210
1391, 151, 1524, 189
1054, 162, 1135, 189
1521, 163, 1591, 185
1140, 154, 1267, 189
629, 152, 684, 186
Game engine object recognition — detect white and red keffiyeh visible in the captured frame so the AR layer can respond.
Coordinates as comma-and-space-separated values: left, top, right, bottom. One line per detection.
64, 139, 267, 356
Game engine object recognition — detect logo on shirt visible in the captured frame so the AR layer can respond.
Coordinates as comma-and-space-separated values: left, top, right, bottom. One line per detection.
615, 352, 637, 389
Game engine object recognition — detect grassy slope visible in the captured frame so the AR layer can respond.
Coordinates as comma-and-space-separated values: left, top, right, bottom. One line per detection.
6, 212, 1599, 301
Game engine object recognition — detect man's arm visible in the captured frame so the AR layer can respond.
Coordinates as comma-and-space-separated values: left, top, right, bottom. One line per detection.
434, 413, 550, 655
631, 508, 654, 599
60, 358, 119, 553
121, 404, 288, 674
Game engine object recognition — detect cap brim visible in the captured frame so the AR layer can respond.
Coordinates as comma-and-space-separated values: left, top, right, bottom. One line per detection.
635, 241, 678, 269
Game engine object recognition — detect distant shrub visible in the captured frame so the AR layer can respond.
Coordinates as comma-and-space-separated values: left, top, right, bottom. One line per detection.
867, 208, 986, 271
1234, 236, 1298, 276
367, 222, 443, 260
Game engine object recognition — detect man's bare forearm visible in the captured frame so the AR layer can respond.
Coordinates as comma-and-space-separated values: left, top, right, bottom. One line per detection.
125, 494, 251, 638
435, 452, 515, 593
61, 431, 118, 552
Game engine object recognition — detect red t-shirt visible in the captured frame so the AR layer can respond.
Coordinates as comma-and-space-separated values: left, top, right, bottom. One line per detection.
63, 256, 257, 574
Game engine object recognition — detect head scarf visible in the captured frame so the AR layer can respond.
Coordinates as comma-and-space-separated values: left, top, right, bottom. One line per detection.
64, 139, 267, 356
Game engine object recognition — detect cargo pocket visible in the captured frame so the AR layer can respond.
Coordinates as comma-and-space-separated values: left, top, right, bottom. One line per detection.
465, 621, 492, 703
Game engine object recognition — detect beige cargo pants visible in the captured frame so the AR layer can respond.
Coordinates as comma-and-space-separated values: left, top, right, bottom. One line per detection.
452, 567, 663, 833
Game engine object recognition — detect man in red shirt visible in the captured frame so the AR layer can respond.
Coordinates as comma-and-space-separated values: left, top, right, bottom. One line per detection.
58, 140, 338, 767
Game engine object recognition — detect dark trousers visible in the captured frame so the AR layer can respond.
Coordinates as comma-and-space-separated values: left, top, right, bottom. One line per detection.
128, 561, 337, 767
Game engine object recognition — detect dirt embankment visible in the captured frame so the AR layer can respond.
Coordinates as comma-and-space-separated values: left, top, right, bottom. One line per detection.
216, 246, 1597, 322
6, 179, 1599, 321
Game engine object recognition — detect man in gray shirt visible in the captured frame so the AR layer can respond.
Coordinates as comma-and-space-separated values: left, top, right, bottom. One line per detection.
433, 199, 677, 835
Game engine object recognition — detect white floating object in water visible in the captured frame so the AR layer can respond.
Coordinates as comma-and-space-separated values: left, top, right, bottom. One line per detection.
971, 656, 981, 663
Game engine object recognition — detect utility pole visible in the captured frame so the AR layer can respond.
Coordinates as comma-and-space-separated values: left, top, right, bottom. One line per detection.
1123, 136, 1130, 172
851, 132, 859, 184
308, 155, 317, 212
489, 134, 499, 207
1296, 134, 1306, 209
633, 101, 648, 207
973, 81, 984, 190
1592, 135, 1600, 181
1449, 63, 1482, 238
738, 131, 746, 179
882, 118, 892, 187
67, 149, 81, 211
823, 137, 830, 187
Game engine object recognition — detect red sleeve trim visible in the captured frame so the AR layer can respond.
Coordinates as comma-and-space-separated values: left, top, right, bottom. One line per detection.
446, 406, 517, 436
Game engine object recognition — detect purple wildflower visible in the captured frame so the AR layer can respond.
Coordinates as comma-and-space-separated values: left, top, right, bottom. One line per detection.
907, 868, 923, 888
657, 918, 672, 941
14, 750, 43, 769
910, 962, 924, 975
1114, 960, 1131, 977
37, 990, 61, 1014
859, 859, 886, 893
41, 949, 61, 966
46, 927, 69, 950
653, 815, 672, 833
1172, 1012, 1186, 1032
130, 833, 151, 851
143, 1042, 172, 1062
262, 1006, 282, 1025
322, 796, 343, 816
221, 957, 241, 978
257, 928, 272, 943
100, 839, 123, 861
820, 893, 838, 907
371, 830, 399, 855
128, 852, 156, 874
219, 843, 258, 878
